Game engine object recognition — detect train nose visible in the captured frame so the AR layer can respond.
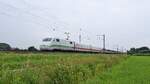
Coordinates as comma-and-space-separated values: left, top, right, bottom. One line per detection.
40, 45, 47, 49
40, 44, 53, 51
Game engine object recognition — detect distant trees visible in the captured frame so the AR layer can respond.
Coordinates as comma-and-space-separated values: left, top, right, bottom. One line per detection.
28, 46, 38, 51
11, 48, 20, 51
127, 46, 150, 55
0, 43, 39, 52
0, 43, 11, 51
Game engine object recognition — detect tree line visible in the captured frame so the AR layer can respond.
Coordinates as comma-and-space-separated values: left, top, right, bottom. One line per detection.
0, 43, 38, 51
127, 46, 150, 55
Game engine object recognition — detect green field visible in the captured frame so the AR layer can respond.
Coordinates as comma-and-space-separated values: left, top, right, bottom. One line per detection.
0, 52, 127, 84
85, 56, 150, 84
1, 52, 150, 84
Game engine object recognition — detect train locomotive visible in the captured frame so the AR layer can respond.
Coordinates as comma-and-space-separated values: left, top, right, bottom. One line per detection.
40, 38, 102, 53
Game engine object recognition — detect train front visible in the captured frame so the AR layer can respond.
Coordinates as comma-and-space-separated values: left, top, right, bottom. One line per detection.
40, 38, 53, 51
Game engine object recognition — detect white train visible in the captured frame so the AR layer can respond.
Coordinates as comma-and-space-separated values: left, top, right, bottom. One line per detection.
40, 38, 102, 53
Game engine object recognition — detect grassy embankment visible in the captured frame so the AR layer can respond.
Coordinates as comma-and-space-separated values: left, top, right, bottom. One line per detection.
85, 56, 150, 84
0, 51, 127, 84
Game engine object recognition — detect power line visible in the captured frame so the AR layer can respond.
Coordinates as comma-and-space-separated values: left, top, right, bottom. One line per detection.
0, 2, 50, 27
0, 1, 69, 30
0, 1, 107, 46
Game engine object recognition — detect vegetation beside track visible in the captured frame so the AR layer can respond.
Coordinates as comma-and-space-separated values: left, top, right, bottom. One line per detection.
0, 52, 127, 84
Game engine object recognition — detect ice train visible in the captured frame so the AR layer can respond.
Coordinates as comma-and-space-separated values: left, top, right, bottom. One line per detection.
40, 38, 102, 53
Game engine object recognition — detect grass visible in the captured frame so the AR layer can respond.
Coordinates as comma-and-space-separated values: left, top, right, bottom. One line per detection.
84, 56, 150, 84
0, 51, 127, 84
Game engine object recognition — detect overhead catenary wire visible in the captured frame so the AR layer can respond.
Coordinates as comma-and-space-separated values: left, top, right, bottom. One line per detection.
0, 1, 70, 31
0, 1, 107, 48
0, 2, 50, 28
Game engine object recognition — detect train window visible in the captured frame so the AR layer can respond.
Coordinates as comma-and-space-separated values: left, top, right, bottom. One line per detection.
56, 39, 60, 42
43, 39, 47, 41
70, 42, 73, 44
43, 38, 51, 42
48, 38, 52, 41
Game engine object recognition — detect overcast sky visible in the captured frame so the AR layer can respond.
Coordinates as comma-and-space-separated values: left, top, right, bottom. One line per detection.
0, 0, 150, 50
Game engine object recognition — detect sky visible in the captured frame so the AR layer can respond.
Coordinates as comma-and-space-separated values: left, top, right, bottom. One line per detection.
0, 0, 150, 50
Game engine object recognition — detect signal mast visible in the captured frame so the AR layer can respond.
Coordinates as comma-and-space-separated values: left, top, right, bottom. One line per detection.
97, 34, 106, 50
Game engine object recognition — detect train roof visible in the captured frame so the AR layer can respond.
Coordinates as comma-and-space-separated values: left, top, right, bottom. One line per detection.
43, 37, 74, 42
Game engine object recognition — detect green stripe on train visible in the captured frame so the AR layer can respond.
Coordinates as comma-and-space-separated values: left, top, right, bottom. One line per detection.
50, 45, 73, 48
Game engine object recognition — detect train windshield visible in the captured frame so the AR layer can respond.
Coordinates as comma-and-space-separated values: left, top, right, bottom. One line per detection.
43, 38, 52, 42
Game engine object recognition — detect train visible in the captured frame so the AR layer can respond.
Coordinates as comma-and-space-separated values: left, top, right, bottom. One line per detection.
40, 37, 103, 53
40, 37, 119, 53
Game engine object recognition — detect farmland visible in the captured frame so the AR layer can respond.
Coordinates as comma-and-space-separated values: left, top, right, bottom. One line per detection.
85, 56, 150, 84
0, 51, 127, 84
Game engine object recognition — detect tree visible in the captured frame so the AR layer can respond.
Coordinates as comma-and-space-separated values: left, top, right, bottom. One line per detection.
136, 47, 149, 52
28, 46, 37, 51
0, 43, 11, 51
127, 48, 136, 55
